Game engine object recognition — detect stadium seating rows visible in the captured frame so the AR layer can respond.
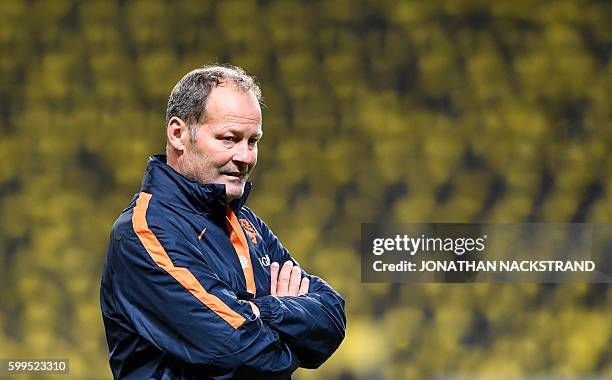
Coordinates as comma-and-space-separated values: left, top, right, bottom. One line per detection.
0, 0, 610, 379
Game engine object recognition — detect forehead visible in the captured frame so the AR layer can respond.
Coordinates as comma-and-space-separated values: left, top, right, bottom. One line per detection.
204, 84, 262, 125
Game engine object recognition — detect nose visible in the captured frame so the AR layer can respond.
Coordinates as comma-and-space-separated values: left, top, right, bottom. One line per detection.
232, 140, 257, 168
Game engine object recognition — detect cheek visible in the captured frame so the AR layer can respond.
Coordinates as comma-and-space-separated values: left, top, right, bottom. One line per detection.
195, 141, 229, 164
210, 151, 237, 169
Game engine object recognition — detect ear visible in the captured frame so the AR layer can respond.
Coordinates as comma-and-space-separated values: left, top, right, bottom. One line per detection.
166, 116, 189, 152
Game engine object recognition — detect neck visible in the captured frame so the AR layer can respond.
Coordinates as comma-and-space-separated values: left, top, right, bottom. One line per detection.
165, 146, 181, 174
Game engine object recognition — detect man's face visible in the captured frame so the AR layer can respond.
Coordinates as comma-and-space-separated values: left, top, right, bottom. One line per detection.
178, 84, 262, 202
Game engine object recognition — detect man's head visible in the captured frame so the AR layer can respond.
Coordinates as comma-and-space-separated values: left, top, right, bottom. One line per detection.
165, 65, 263, 202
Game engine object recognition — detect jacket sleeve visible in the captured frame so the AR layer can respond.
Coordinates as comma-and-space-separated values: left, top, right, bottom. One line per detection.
103, 208, 299, 377
248, 214, 347, 369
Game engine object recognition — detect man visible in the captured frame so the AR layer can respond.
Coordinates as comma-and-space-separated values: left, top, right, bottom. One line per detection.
100, 65, 346, 379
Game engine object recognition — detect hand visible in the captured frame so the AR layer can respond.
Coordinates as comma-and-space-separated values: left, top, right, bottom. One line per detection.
270, 261, 309, 296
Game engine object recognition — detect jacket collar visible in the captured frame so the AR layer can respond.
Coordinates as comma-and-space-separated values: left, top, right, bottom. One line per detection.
139, 155, 251, 219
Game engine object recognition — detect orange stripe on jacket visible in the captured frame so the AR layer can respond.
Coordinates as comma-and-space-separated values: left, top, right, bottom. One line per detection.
132, 192, 246, 329
226, 207, 256, 296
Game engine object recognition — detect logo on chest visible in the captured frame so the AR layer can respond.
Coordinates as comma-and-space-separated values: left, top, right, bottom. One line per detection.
239, 218, 258, 244
258, 254, 270, 267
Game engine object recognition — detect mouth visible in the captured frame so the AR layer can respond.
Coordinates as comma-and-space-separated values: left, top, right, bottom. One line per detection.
222, 172, 246, 180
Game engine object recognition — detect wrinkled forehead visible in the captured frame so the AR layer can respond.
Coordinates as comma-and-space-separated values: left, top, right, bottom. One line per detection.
202, 85, 262, 128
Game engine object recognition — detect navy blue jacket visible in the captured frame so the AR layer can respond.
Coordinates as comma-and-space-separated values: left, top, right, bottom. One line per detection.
100, 155, 346, 379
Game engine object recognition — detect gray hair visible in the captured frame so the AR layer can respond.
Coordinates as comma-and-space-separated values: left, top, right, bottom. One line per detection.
165, 64, 262, 142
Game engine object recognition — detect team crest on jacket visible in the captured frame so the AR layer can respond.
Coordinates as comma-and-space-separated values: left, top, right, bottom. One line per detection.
239, 218, 258, 244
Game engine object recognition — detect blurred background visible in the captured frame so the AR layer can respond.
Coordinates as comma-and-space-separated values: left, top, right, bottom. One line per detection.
0, 0, 611, 379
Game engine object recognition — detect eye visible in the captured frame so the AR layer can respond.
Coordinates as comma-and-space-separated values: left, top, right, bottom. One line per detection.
222, 136, 237, 143
248, 138, 259, 146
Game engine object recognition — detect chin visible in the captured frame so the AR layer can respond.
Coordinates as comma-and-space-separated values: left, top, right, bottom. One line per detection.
226, 187, 244, 202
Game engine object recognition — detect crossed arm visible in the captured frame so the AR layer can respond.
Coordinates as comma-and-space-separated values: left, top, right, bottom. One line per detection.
245, 210, 346, 368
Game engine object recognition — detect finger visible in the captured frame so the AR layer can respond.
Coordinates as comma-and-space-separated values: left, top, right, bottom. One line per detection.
276, 261, 293, 296
288, 266, 301, 296
269, 262, 279, 296
298, 277, 310, 296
